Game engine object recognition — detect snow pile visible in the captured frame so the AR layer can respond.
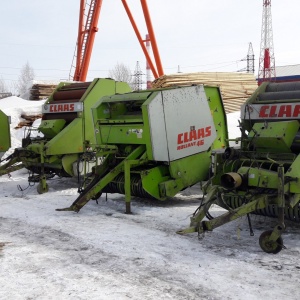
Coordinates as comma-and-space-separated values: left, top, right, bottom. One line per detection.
0, 96, 45, 154
227, 111, 240, 138
0, 95, 44, 111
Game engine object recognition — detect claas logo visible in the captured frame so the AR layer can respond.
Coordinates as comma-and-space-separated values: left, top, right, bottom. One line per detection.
259, 104, 300, 118
177, 126, 211, 150
49, 103, 75, 112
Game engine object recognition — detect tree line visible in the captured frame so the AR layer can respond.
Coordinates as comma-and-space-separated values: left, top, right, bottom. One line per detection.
0, 62, 35, 96
0, 61, 141, 97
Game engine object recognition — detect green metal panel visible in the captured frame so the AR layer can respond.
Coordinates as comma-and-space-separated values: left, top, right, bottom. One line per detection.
0, 110, 10, 153
82, 78, 131, 147
159, 86, 228, 196
248, 121, 299, 152
238, 166, 279, 189
169, 151, 211, 185
204, 86, 229, 150
92, 90, 153, 148
39, 119, 66, 139
99, 125, 146, 145
141, 94, 156, 160
140, 165, 170, 200
61, 153, 79, 176
100, 91, 152, 103
45, 118, 83, 155
285, 155, 300, 193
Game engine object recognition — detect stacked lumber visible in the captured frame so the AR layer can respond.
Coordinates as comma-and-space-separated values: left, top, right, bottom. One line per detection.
29, 83, 58, 100
152, 72, 258, 113
14, 114, 42, 129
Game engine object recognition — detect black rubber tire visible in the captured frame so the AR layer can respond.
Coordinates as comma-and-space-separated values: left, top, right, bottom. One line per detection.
259, 230, 283, 254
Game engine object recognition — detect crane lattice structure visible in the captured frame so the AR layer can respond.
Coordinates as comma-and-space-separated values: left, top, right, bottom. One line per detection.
258, 0, 276, 85
70, 0, 103, 81
69, 0, 164, 82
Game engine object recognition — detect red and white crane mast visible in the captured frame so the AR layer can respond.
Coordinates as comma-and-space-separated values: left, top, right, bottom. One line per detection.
258, 0, 276, 85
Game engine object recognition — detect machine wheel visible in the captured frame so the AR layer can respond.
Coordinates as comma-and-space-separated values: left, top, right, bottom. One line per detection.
37, 182, 49, 194
259, 230, 283, 254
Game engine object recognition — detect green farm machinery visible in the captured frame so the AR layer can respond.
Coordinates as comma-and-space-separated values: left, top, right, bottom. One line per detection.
3, 76, 300, 253
0, 110, 11, 160
178, 81, 300, 253
0, 78, 131, 193
57, 84, 228, 213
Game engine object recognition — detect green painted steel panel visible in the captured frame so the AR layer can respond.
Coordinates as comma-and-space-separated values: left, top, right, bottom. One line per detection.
45, 118, 83, 155
39, 119, 66, 138
248, 121, 299, 152
0, 110, 11, 153
82, 78, 131, 147
285, 155, 300, 193
204, 86, 229, 150
99, 125, 146, 144
141, 165, 170, 200
169, 151, 211, 185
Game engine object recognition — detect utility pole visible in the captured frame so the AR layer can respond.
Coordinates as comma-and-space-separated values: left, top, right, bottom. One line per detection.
246, 42, 255, 73
238, 42, 255, 73
132, 61, 144, 91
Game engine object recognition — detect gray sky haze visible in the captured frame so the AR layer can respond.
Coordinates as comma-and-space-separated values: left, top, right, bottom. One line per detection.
1, 0, 299, 90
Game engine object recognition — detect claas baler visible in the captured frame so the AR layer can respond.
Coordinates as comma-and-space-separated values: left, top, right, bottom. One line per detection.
57, 84, 228, 213
178, 81, 300, 253
0, 78, 131, 193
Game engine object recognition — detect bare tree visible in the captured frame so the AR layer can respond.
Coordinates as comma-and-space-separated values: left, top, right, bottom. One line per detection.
108, 62, 133, 88
17, 62, 35, 95
0, 78, 6, 93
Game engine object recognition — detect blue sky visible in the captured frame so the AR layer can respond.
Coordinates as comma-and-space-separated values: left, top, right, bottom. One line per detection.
0, 0, 299, 91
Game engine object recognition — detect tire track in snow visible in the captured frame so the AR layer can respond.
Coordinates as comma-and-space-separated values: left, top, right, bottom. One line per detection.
0, 217, 220, 300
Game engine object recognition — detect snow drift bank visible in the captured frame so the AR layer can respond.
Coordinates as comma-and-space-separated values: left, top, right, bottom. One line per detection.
0, 96, 45, 155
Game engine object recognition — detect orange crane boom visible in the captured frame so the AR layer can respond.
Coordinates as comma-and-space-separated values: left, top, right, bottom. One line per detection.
71, 0, 103, 82
70, 0, 164, 82
121, 0, 164, 79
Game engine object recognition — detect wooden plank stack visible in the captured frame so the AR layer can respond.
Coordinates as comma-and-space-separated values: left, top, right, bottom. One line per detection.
29, 83, 58, 100
15, 113, 42, 129
152, 72, 258, 113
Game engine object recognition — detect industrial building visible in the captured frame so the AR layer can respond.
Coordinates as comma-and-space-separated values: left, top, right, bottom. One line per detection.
274, 64, 300, 82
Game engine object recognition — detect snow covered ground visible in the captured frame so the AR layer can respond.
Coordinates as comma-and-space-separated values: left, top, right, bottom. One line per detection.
0, 97, 300, 300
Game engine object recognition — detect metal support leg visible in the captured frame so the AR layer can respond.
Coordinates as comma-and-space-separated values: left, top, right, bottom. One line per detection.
277, 165, 285, 230
124, 160, 131, 214
37, 143, 49, 194
259, 165, 285, 254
